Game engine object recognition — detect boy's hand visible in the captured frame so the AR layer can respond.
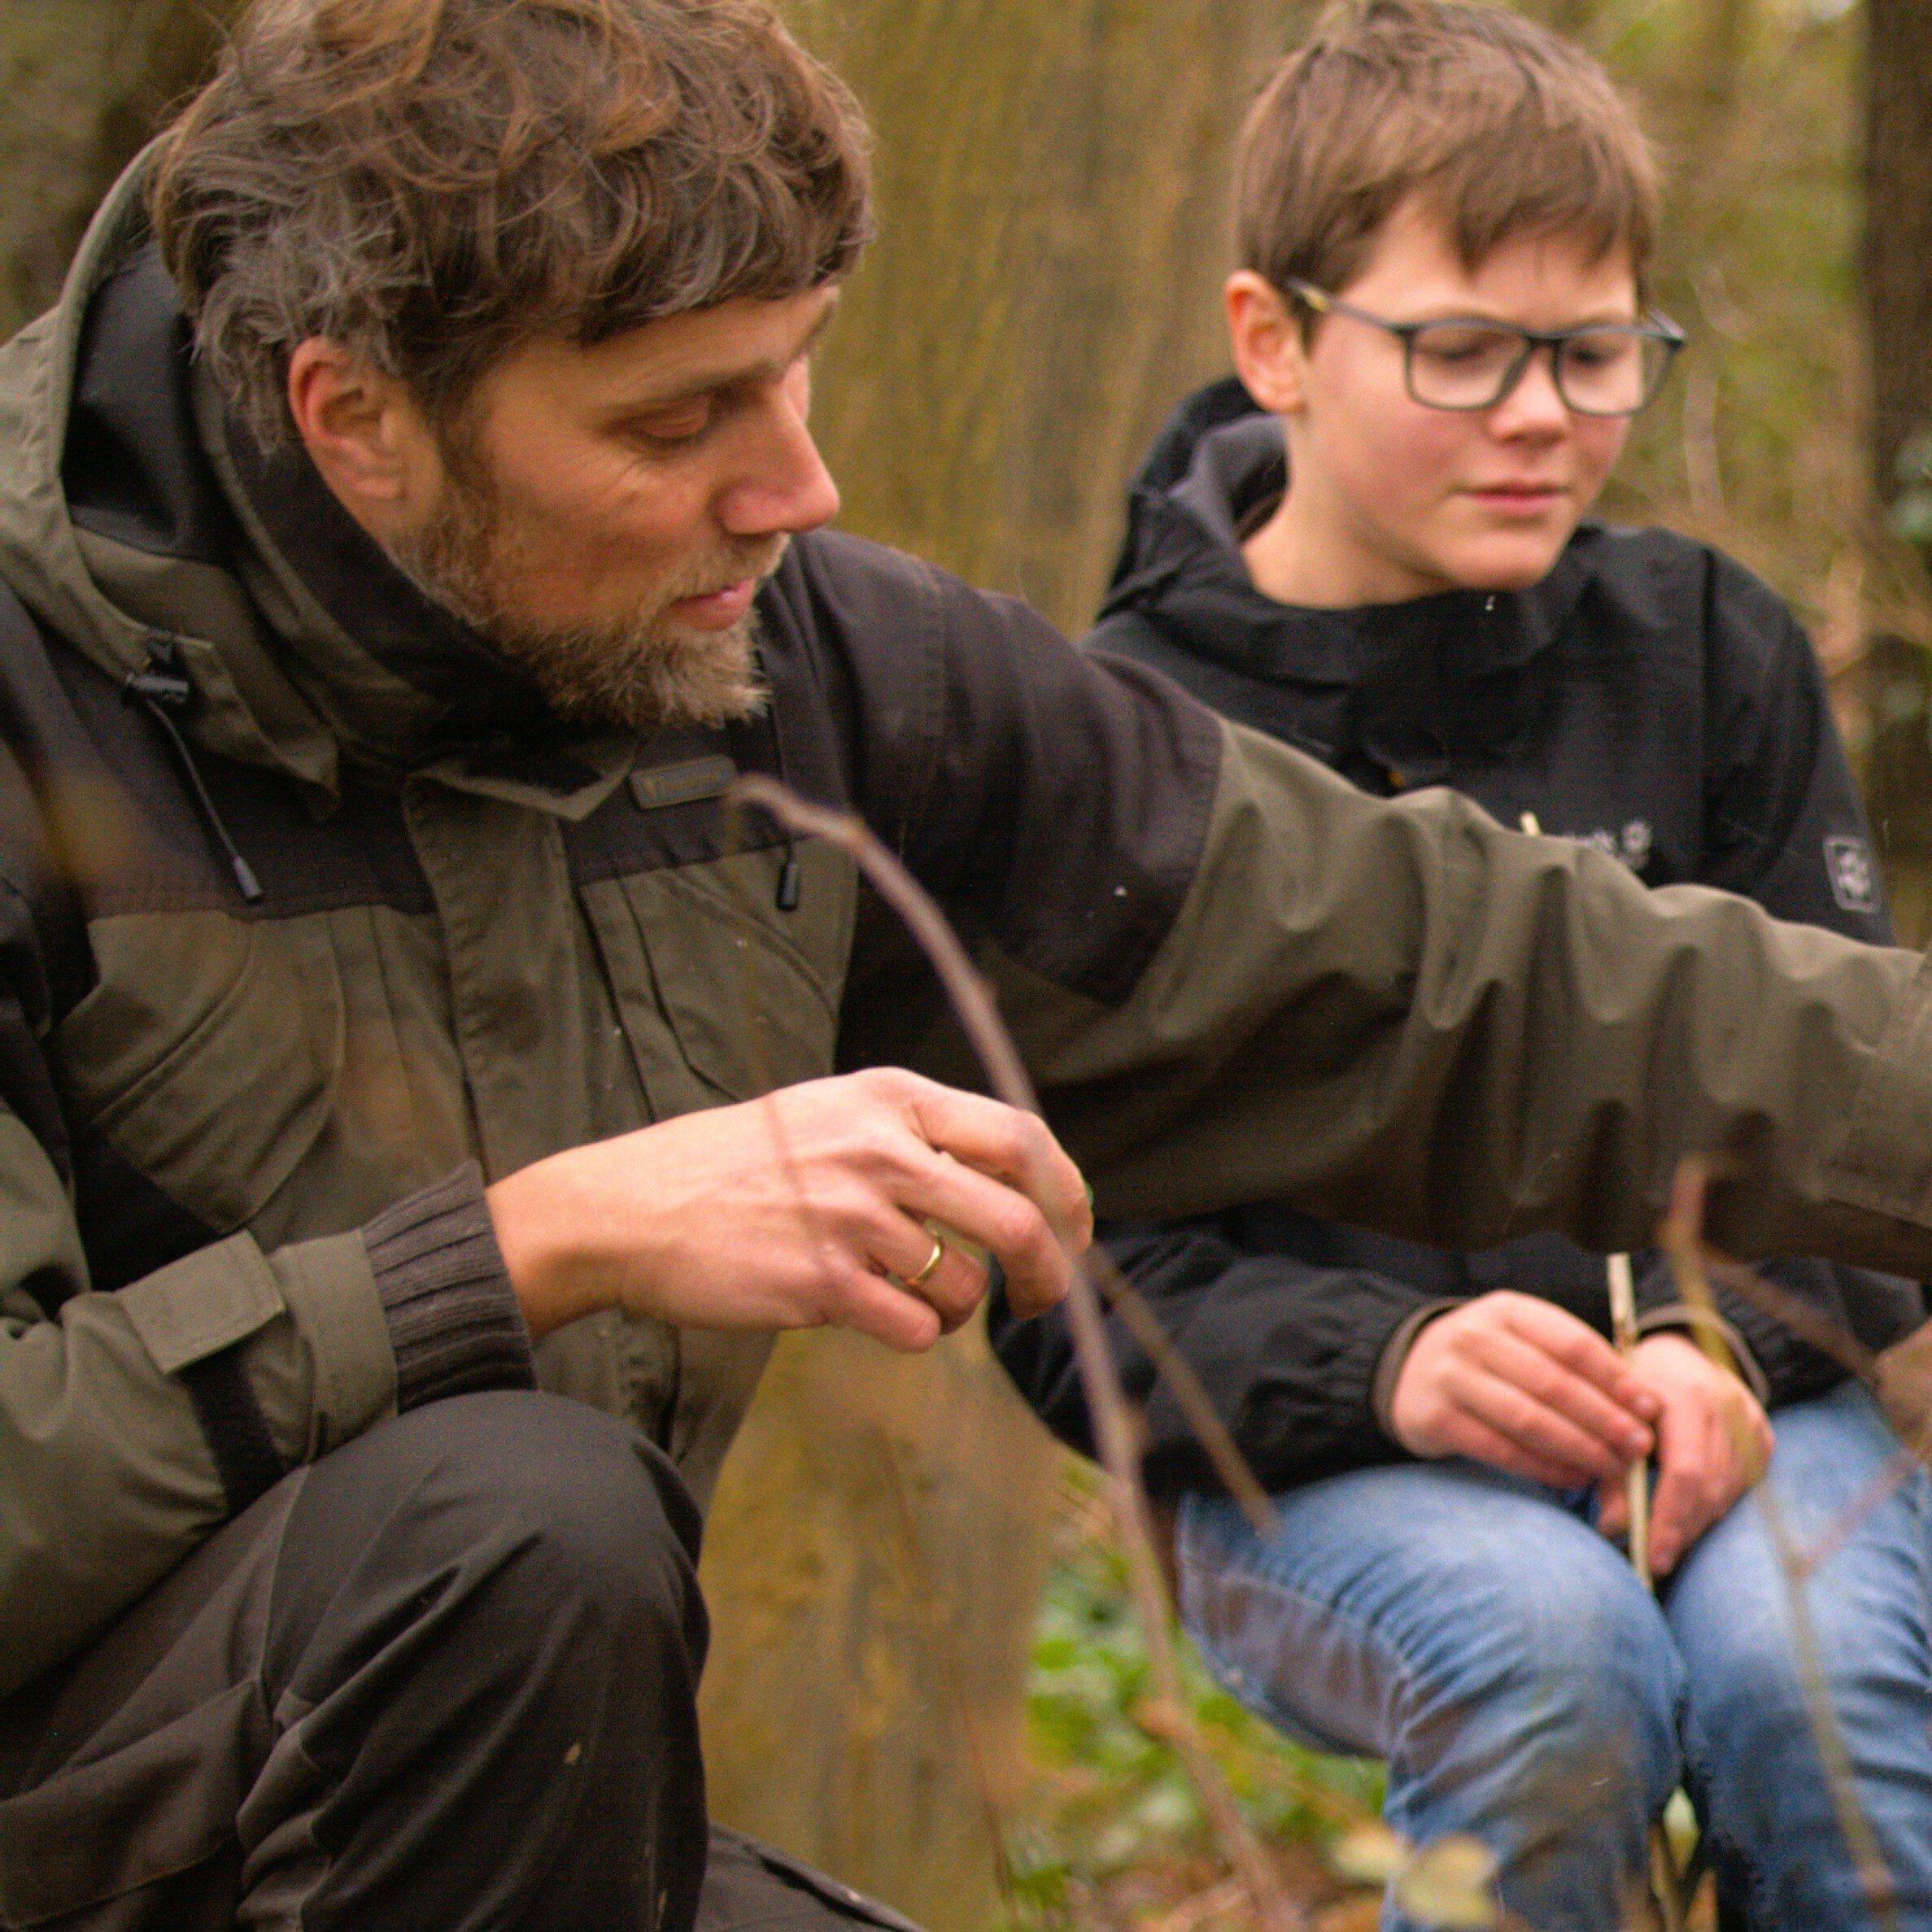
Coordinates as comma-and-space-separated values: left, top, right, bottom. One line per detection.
1389, 1290, 1659, 1488
1595, 1333, 1772, 1576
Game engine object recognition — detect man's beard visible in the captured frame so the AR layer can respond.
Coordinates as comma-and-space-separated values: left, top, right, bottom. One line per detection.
387, 461, 780, 733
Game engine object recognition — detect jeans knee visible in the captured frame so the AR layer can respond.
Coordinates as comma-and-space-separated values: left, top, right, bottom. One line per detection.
1411, 1533, 1673, 1727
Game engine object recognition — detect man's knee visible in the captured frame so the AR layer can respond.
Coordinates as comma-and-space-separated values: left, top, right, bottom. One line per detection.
266, 1390, 708, 1704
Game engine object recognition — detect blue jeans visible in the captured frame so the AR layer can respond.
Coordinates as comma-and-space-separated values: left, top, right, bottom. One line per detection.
1177, 1383, 1932, 1930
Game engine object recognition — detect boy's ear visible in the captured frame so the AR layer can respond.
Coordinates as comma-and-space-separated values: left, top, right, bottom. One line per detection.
1225, 271, 1311, 416
286, 338, 440, 539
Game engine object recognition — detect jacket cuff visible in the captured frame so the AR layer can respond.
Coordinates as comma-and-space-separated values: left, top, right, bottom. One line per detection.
1633, 1301, 1772, 1405
364, 1163, 535, 1411
1370, 1300, 1460, 1437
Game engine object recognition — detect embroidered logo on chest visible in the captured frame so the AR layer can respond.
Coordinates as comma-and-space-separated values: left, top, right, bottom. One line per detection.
1825, 835, 1880, 914
1577, 819, 1654, 872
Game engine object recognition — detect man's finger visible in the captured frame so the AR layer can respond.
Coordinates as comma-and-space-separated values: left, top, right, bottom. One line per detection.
874, 1217, 989, 1332
895, 1148, 1075, 1315
896, 1075, 1092, 1247
830, 1265, 947, 1353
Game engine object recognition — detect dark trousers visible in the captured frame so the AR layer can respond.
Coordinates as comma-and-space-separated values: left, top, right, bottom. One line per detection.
0, 1392, 920, 1932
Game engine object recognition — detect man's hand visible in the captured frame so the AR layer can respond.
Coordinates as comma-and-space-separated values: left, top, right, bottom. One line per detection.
486, 1068, 1092, 1351
1596, 1332, 1772, 1577
1388, 1290, 1659, 1488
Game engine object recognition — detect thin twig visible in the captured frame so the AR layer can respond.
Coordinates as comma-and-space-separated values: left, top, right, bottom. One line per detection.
1752, 1483, 1903, 1932
1087, 1246, 1280, 1537
730, 774, 1304, 1932
1664, 1158, 1903, 1932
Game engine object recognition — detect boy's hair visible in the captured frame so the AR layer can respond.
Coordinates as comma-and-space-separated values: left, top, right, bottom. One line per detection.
1238, 0, 1658, 311
150, 0, 873, 448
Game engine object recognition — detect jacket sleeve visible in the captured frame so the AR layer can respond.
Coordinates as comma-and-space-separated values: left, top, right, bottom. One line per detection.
804, 532, 1932, 1280
990, 1215, 1433, 1498
1020, 713, 1932, 1275
1661, 549, 1922, 1405
0, 852, 534, 1699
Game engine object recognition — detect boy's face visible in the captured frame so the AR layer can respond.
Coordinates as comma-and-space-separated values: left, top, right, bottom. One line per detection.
1246, 197, 1637, 605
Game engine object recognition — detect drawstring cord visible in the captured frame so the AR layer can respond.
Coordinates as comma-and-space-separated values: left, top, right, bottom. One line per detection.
752, 647, 801, 911
120, 637, 264, 905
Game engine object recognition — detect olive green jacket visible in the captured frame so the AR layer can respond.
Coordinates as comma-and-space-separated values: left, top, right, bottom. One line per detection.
4, 162, 1932, 1699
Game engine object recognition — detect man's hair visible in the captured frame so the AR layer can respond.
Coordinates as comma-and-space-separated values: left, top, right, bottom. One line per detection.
150, 0, 873, 447
1237, 0, 1658, 312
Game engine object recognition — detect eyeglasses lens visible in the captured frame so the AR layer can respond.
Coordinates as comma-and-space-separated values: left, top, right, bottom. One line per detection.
1407, 323, 1668, 416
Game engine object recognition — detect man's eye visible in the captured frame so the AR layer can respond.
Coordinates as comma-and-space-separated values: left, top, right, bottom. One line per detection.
631, 408, 713, 448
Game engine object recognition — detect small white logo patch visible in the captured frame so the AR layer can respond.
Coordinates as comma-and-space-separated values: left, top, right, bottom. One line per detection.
1825, 835, 1880, 914
1579, 820, 1653, 872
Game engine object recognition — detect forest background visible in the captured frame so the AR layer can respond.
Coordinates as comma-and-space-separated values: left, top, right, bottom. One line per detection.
5, 0, 1932, 1927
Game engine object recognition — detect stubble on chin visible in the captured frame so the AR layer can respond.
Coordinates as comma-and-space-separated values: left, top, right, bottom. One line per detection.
386, 467, 779, 733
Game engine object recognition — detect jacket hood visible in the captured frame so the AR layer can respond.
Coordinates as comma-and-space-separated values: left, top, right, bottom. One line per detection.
0, 150, 632, 800
1095, 375, 1595, 783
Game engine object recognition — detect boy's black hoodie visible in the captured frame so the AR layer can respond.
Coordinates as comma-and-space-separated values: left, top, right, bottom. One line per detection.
994, 377, 1918, 1499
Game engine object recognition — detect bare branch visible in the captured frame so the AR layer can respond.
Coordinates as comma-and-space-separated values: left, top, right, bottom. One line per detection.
729, 774, 1303, 1932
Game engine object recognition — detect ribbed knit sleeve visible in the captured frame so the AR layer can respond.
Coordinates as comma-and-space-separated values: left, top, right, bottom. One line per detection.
363, 1163, 535, 1411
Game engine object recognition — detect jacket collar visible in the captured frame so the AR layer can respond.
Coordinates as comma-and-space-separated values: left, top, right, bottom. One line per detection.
0, 148, 638, 805
1100, 380, 1594, 780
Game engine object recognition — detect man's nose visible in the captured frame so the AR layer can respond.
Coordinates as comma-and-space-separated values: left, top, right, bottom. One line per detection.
719, 390, 841, 538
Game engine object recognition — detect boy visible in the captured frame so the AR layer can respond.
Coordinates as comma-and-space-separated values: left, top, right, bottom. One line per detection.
996, 4, 1932, 1926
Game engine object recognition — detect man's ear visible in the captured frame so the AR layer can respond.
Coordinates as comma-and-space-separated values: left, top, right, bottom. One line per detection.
1225, 271, 1311, 416
286, 338, 438, 539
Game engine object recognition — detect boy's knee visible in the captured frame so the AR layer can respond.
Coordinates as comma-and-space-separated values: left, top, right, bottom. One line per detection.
1396, 1531, 1681, 1774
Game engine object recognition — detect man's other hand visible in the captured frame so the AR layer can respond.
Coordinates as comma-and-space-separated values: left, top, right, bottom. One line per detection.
485, 1068, 1092, 1351
1388, 1290, 1660, 1489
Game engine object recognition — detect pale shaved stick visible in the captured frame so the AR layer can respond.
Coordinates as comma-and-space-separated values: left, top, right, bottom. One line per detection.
1605, 1251, 1652, 1591
1606, 1250, 1686, 1931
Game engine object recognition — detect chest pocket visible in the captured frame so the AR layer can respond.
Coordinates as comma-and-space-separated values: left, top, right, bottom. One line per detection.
51, 909, 344, 1233
581, 838, 856, 1117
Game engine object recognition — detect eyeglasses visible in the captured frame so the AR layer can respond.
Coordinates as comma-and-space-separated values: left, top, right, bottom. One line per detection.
1288, 280, 1686, 417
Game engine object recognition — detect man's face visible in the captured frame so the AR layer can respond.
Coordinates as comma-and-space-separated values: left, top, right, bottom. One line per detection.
390, 286, 842, 730
1273, 197, 1637, 604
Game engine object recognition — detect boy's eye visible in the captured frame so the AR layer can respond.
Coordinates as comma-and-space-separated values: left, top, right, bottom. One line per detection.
1411, 324, 1516, 369
1560, 331, 1632, 372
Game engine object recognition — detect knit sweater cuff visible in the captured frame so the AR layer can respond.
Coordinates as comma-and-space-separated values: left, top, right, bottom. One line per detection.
364, 1162, 535, 1411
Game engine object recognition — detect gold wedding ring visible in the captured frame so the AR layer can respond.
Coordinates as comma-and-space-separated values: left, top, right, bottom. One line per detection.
905, 1231, 948, 1289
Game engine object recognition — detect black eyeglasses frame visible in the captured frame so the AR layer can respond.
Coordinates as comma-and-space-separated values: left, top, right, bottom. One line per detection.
1286, 279, 1687, 418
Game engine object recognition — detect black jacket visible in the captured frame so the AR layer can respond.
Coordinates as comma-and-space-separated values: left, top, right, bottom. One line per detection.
993, 375, 1920, 1499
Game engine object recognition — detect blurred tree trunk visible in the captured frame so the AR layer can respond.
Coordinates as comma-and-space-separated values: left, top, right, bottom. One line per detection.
0, 1, 239, 339
1862, 0, 1932, 942
698, 7, 1280, 1927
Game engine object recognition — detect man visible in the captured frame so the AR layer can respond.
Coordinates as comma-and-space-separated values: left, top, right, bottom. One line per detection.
2, 2, 1932, 1927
